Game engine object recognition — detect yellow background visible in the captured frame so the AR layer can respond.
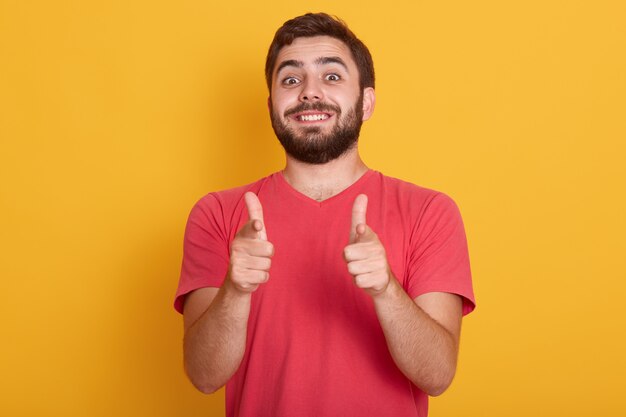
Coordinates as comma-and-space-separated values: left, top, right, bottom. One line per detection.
1, 0, 625, 415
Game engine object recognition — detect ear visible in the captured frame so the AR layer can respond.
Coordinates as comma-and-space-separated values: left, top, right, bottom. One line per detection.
361, 87, 376, 121
267, 96, 271, 111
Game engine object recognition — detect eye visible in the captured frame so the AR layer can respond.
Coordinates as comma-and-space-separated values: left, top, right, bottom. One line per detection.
325, 73, 341, 82
282, 76, 300, 86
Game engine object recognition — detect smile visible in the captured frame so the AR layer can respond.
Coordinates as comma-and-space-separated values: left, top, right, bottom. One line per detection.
294, 112, 332, 122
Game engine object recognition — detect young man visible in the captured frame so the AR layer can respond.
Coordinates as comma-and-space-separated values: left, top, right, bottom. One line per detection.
174, 13, 475, 417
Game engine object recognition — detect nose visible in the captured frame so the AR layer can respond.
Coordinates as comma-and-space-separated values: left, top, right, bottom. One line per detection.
299, 78, 323, 102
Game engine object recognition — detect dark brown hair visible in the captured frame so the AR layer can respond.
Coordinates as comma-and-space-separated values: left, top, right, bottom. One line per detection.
265, 13, 375, 92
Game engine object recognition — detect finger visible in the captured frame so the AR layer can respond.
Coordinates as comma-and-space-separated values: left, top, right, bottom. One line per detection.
355, 223, 377, 243
238, 269, 269, 284
237, 283, 260, 292
242, 255, 272, 271
237, 219, 264, 240
346, 258, 387, 276
245, 192, 264, 221
231, 246, 274, 267
353, 271, 388, 294
343, 240, 383, 262
350, 194, 368, 242
244, 191, 267, 240
231, 238, 274, 257
229, 265, 270, 284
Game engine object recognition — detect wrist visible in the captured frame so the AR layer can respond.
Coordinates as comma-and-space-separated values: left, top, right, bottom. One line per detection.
370, 271, 400, 301
223, 275, 255, 300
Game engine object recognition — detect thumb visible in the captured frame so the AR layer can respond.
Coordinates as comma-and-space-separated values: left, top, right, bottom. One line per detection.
350, 194, 368, 243
355, 223, 376, 243
244, 191, 267, 240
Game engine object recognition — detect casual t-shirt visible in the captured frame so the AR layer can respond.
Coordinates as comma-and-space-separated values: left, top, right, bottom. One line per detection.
174, 170, 476, 417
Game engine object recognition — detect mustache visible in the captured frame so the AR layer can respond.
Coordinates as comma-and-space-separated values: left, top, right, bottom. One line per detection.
284, 102, 341, 117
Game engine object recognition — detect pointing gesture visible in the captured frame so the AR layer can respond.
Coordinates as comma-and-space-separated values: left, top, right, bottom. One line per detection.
344, 194, 392, 296
227, 192, 274, 293
350, 194, 368, 243
242, 191, 267, 241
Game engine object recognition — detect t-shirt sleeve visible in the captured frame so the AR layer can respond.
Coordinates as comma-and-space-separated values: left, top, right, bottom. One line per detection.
173, 194, 231, 314
406, 192, 476, 316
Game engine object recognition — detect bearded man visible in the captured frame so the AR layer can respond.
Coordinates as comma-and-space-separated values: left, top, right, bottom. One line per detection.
174, 12, 476, 417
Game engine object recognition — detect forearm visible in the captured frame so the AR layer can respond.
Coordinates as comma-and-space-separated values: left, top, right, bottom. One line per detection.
183, 278, 251, 394
372, 278, 458, 396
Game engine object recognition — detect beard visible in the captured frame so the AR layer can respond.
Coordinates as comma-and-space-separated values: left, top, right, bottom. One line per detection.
270, 94, 364, 165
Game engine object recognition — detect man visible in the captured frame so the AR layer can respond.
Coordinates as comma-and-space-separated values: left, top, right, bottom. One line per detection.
174, 12, 475, 417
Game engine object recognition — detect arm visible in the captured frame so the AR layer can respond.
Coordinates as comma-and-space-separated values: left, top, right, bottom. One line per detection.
182, 192, 273, 394
344, 194, 463, 396
371, 283, 462, 396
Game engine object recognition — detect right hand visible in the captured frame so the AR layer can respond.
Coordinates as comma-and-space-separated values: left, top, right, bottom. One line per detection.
227, 192, 274, 293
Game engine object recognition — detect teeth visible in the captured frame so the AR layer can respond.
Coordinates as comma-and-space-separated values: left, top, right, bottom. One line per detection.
299, 114, 328, 121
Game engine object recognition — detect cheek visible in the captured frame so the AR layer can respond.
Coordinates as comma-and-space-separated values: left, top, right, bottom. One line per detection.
272, 92, 298, 113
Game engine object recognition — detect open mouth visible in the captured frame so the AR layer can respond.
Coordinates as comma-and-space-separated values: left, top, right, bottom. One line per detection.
293, 112, 333, 122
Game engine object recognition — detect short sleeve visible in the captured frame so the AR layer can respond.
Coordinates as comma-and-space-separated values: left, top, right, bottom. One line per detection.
173, 194, 230, 314
406, 193, 476, 315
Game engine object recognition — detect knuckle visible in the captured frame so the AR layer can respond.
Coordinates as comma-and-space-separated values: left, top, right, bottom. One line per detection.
231, 239, 251, 253
239, 282, 258, 292
250, 270, 268, 284
262, 258, 272, 270
230, 252, 245, 266
354, 275, 366, 288
347, 262, 359, 275
230, 240, 241, 252
375, 271, 389, 284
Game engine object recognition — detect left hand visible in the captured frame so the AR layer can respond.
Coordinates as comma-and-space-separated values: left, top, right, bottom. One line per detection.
344, 194, 391, 296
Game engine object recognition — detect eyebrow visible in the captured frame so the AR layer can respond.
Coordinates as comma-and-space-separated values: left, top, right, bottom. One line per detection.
275, 56, 350, 75
314, 56, 349, 72
275, 59, 303, 75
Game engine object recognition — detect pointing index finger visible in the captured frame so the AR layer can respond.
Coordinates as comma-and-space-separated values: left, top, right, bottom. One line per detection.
245, 192, 264, 221
351, 194, 368, 242
244, 191, 267, 240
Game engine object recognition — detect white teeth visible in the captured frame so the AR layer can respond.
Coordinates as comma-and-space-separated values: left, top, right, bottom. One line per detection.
299, 114, 328, 121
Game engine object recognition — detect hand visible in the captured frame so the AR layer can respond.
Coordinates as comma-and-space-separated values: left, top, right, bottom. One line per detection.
227, 192, 274, 293
344, 194, 391, 296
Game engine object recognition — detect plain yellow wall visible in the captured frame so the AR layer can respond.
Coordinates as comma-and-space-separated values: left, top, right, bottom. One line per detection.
1, 1, 625, 416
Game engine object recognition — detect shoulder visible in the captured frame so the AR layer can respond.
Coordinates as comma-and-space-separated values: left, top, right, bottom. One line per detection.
369, 171, 460, 218
190, 174, 276, 219
373, 171, 437, 198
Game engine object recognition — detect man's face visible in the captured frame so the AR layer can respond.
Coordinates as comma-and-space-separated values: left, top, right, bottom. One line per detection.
269, 36, 374, 164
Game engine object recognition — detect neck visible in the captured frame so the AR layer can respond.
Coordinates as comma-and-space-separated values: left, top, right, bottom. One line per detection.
282, 147, 369, 201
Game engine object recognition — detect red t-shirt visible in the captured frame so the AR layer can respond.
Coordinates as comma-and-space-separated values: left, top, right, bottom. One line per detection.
175, 170, 475, 417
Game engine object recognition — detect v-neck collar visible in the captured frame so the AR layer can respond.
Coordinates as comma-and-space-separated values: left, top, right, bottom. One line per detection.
274, 169, 376, 208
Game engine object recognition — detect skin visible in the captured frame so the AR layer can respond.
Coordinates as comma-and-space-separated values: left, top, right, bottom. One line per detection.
183, 36, 464, 396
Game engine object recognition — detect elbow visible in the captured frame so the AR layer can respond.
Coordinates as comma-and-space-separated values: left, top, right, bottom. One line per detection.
184, 360, 223, 395
192, 379, 220, 395
186, 368, 222, 395
424, 379, 452, 397
417, 365, 457, 397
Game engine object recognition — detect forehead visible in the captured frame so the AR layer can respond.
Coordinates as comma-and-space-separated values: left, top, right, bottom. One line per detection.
274, 36, 356, 71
